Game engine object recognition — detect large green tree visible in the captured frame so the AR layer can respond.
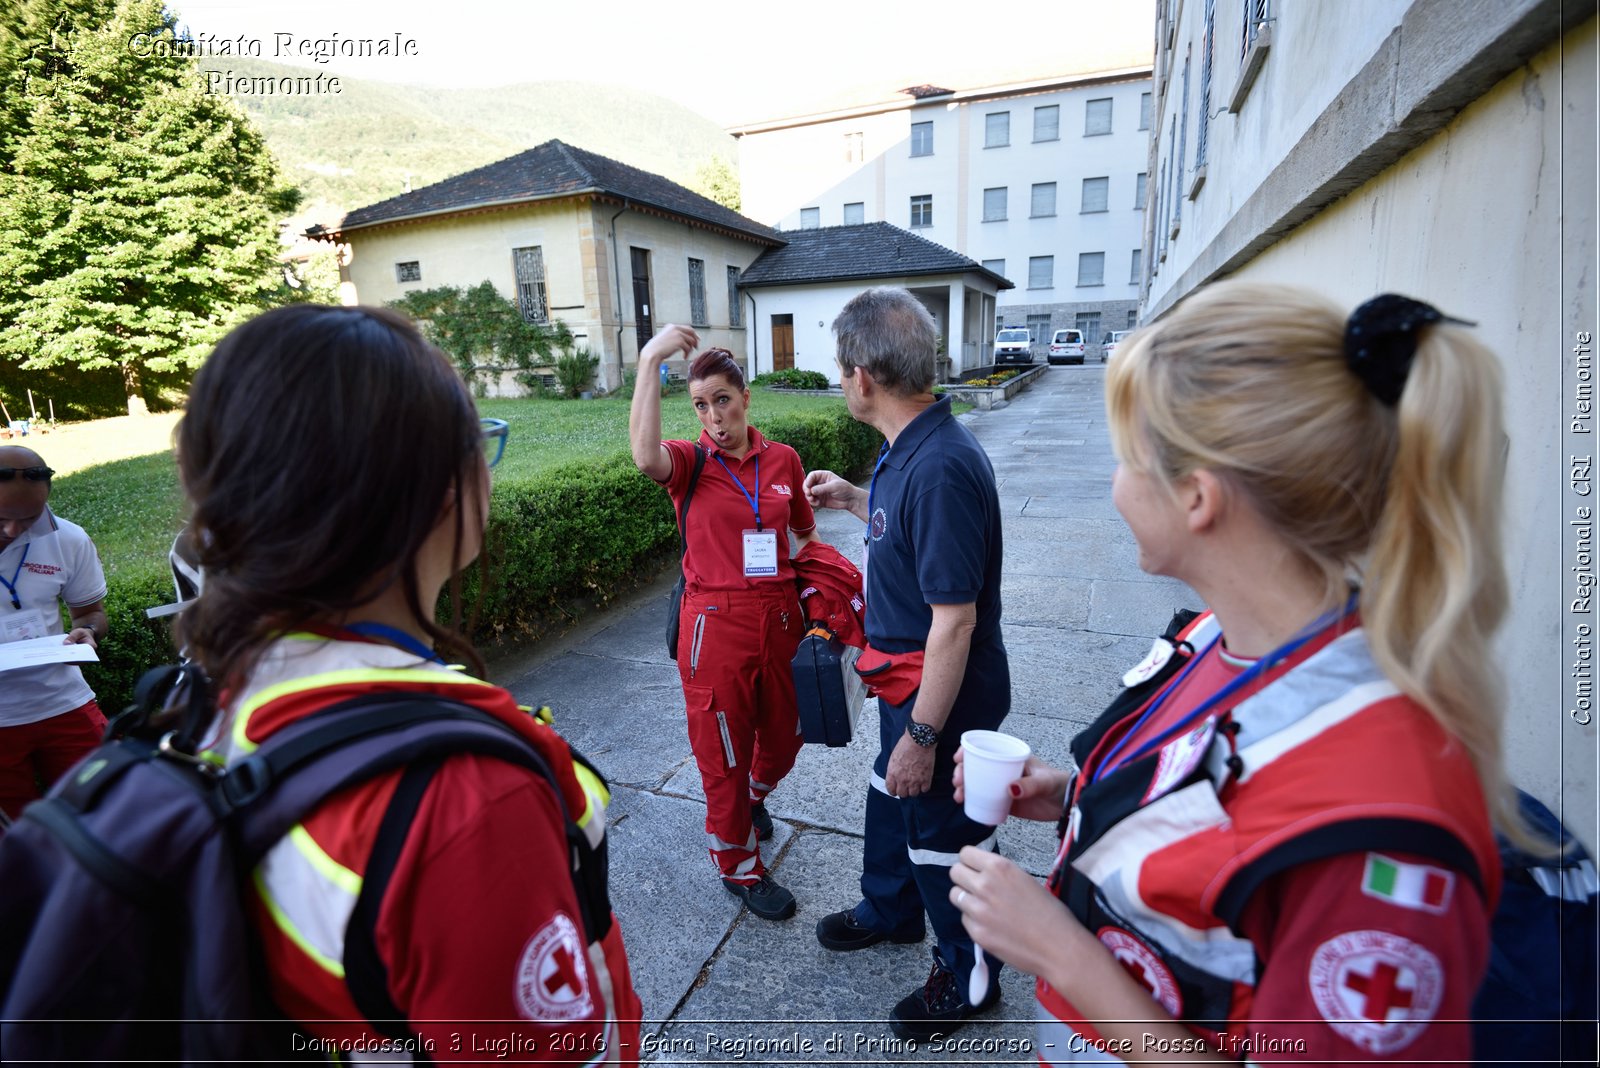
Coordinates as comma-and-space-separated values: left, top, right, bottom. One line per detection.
0, 0, 292, 414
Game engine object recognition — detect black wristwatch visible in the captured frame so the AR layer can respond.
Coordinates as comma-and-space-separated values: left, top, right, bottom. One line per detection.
906, 719, 940, 748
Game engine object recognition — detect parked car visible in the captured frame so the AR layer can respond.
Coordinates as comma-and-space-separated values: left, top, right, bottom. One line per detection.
1047, 329, 1085, 365
1101, 330, 1133, 362
993, 327, 1035, 365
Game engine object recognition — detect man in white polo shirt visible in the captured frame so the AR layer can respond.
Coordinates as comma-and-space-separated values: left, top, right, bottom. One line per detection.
0, 445, 108, 824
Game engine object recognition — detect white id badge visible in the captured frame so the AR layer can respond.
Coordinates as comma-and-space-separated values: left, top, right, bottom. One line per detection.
2, 609, 48, 644
743, 529, 778, 577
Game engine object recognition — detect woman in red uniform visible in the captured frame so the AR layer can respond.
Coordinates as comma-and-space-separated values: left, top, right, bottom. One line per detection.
630, 324, 816, 921
950, 283, 1529, 1062
177, 304, 640, 1061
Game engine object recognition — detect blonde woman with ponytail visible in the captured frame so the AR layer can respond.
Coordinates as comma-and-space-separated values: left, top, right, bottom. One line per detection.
948, 282, 1513, 1063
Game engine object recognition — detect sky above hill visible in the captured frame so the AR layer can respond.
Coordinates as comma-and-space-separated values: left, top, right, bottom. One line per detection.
166, 0, 1155, 127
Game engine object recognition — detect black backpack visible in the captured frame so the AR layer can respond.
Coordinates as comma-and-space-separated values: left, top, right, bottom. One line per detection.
1471, 790, 1599, 1066
0, 665, 612, 1062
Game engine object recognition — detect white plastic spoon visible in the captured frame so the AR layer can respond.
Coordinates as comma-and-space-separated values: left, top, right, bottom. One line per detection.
969, 943, 990, 1007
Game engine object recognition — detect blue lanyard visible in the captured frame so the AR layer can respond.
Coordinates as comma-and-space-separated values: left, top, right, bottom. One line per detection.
1093, 599, 1356, 783
1, 543, 28, 611
864, 441, 891, 540
344, 621, 446, 664
711, 452, 762, 530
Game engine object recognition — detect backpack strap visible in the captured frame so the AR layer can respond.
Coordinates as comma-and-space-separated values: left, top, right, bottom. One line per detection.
676, 445, 707, 562
223, 694, 610, 1045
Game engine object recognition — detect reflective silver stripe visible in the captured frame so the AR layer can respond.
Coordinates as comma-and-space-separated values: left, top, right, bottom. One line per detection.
1034, 1003, 1119, 1063
750, 777, 774, 793
907, 828, 997, 867
709, 830, 754, 852
585, 941, 620, 1066
689, 613, 706, 678
715, 710, 736, 768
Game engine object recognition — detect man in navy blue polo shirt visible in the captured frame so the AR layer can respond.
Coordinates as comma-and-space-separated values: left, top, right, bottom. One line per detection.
804, 287, 1010, 1041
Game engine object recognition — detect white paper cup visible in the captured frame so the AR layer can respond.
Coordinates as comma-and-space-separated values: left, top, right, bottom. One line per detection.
960, 730, 1031, 825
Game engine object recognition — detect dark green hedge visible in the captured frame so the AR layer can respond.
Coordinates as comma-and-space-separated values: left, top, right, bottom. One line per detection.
86, 404, 882, 711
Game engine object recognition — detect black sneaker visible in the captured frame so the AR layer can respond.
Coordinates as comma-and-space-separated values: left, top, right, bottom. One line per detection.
816, 909, 924, 951
750, 801, 774, 842
888, 949, 1000, 1041
722, 874, 796, 921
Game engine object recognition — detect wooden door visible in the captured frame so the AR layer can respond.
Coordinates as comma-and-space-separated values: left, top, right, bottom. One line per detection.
771, 314, 794, 371
630, 248, 652, 350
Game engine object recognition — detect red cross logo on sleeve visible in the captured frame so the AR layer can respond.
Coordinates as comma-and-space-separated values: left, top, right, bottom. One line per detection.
1343, 961, 1414, 1020
543, 944, 583, 1000
1310, 930, 1444, 1055
516, 914, 595, 1021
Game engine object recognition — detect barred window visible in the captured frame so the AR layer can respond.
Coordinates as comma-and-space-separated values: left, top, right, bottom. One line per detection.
800, 207, 820, 229
727, 266, 741, 327
688, 258, 708, 326
910, 121, 933, 156
1135, 172, 1149, 209
982, 258, 1005, 278
1130, 249, 1143, 284
1081, 178, 1108, 213
1140, 92, 1152, 130
511, 247, 546, 322
395, 260, 421, 283
843, 202, 864, 225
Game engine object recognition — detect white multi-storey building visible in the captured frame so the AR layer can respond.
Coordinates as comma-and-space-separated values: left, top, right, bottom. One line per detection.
731, 68, 1153, 367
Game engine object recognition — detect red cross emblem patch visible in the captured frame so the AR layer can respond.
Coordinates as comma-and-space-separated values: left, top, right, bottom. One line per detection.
1097, 927, 1182, 1015
1308, 930, 1443, 1054
515, 913, 594, 1021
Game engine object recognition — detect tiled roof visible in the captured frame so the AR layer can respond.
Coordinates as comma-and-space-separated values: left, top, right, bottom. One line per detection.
738, 223, 1013, 289
319, 140, 781, 244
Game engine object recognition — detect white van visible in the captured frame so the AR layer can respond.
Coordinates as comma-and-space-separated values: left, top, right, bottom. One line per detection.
1047, 329, 1085, 365
1101, 330, 1133, 362
993, 328, 1034, 365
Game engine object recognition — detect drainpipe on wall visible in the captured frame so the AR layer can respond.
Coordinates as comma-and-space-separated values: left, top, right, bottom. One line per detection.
608, 201, 629, 389
746, 290, 759, 378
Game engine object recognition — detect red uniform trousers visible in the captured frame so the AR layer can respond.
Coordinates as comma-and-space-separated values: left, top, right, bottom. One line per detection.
676, 583, 804, 883
0, 699, 106, 823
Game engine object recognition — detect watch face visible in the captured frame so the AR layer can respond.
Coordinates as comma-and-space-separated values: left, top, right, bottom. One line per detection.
908, 721, 939, 747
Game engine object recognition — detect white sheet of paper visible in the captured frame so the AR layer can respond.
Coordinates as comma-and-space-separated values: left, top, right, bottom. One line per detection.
0, 634, 99, 673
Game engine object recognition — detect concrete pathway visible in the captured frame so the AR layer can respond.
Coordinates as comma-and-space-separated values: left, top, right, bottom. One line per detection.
494, 364, 1200, 1065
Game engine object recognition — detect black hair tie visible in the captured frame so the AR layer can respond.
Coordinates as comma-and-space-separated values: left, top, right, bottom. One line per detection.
1344, 293, 1475, 405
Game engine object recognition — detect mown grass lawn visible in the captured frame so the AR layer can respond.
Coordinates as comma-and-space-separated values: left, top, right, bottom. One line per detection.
48, 390, 859, 583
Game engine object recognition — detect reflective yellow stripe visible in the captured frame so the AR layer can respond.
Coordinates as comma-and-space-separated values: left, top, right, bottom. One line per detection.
571, 762, 610, 850
288, 824, 362, 895
228, 665, 497, 755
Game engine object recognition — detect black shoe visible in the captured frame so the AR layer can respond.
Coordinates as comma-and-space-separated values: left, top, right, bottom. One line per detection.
751, 801, 774, 842
816, 909, 923, 951
888, 950, 1000, 1041
722, 874, 796, 921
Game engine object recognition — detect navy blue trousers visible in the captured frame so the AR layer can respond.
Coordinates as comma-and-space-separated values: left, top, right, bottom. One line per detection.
853, 637, 1010, 1002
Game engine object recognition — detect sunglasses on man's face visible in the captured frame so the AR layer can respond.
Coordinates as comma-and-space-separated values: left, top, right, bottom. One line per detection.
0, 466, 53, 482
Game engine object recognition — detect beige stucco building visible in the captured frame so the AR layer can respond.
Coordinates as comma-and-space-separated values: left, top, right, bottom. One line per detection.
1145, 0, 1598, 847
310, 140, 782, 392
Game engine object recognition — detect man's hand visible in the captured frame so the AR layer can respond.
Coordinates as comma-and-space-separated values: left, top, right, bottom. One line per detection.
884, 732, 936, 798
803, 470, 868, 521
63, 627, 97, 649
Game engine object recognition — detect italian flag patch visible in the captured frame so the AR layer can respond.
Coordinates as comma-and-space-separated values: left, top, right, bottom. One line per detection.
1361, 853, 1454, 914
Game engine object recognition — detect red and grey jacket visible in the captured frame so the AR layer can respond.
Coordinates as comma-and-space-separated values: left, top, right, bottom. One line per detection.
792, 540, 867, 649
1038, 611, 1500, 1055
